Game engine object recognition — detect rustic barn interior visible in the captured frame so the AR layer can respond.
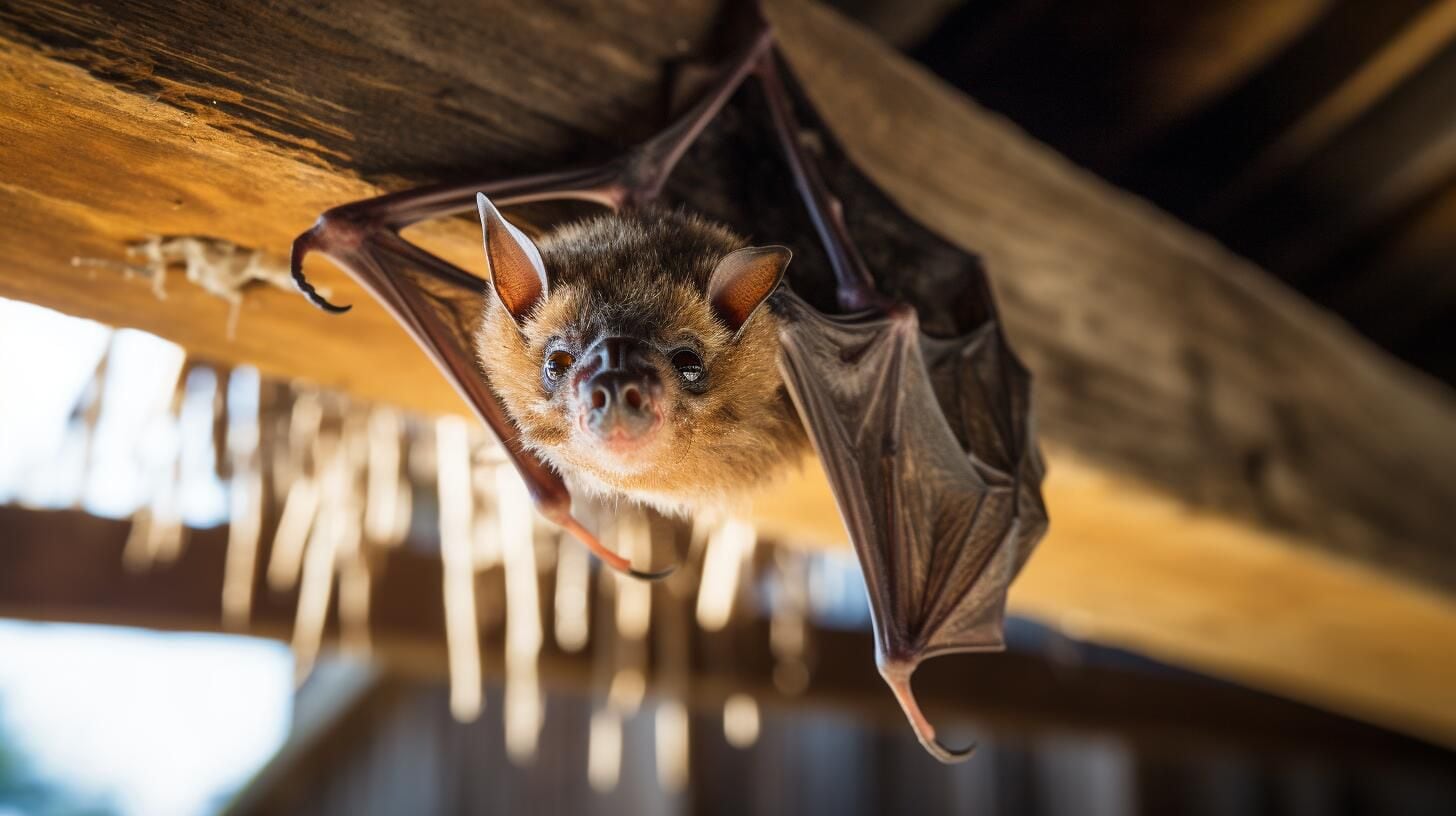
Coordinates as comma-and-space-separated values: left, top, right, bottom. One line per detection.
1, 1, 1454, 815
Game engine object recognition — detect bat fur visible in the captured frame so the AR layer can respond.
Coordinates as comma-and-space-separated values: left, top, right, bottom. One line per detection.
475, 208, 808, 515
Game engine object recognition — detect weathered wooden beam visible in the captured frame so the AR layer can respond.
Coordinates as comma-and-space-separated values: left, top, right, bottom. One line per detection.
0, 0, 721, 415
828, 0, 966, 49
1122, 0, 1433, 217
760, 1, 1456, 750
1, 0, 1455, 748
1325, 180, 1456, 365
2, 506, 1449, 767
912, 0, 1332, 171
1204, 0, 1456, 230
1237, 22, 1456, 280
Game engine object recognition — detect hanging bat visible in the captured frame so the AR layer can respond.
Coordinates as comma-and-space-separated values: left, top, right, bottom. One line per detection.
291, 2, 1047, 762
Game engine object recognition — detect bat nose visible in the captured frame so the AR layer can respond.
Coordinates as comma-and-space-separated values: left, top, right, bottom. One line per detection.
584, 371, 657, 440
581, 336, 659, 442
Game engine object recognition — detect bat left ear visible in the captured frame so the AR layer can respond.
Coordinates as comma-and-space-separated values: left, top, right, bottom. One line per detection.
708, 245, 791, 339
477, 192, 549, 325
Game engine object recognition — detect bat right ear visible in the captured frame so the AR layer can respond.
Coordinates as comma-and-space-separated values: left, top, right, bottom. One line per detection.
708, 245, 791, 339
477, 192, 548, 324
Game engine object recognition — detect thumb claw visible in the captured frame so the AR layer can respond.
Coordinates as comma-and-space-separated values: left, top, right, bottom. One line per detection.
559, 514, 677, 581
881, 659, 976, 764
628, 563, 678, 581
291, 228, 352, 314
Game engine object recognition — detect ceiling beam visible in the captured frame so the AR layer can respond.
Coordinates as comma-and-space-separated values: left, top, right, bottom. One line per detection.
1206, 0, 1456, 224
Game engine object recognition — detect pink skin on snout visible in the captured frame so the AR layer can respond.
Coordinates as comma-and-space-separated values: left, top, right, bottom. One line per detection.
569, 365, 666, 462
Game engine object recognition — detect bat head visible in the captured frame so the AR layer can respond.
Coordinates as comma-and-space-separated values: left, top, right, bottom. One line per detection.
474, 194, 806, 513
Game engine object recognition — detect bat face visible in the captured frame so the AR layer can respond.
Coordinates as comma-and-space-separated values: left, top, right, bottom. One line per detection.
474, 198, 806, 513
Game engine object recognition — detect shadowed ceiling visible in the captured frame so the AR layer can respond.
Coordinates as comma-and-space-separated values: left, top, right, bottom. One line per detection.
834, 0, 1456, 386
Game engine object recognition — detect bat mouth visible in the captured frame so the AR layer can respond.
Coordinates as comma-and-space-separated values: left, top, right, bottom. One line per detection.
599, 420, 662, 455
576, 407, 664, 464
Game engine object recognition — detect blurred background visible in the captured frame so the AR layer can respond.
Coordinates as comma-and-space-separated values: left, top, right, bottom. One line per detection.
0, 297, 1451, 815
3, 1, 1456, 815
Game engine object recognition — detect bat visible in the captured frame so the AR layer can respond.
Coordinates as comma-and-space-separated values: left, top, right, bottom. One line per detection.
290, 2, 1047, 762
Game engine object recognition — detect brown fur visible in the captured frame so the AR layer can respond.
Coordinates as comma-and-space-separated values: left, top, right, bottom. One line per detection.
475, 208, 807, 514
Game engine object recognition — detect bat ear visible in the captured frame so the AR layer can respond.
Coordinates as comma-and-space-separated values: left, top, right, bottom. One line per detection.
477, 192, 548, 324
707, 245, 791, 338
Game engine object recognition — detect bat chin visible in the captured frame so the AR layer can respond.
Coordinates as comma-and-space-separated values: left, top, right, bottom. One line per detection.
576, 413, 664, 469
598, 430, 657, 458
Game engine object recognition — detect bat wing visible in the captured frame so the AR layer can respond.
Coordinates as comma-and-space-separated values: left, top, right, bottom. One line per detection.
921, 315, 1049, 580
297, 226, 493, 420
746, 41, 1048, 761
775, 285, 1044, 762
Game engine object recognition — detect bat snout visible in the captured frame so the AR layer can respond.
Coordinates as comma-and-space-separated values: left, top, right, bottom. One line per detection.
581, 370, 661, 445
577, 335, 664, 448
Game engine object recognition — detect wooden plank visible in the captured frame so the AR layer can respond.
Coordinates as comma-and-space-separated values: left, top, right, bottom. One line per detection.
830, 0, 966, 48
1118, 0, 1431, 218
737, 1, 1456, 749
910, 0, 1331, 171
1243, 39, 1456, 280
1324, 181, 1456, 368
0, 0, 719, 417
1, 506, 1449, 766
0, 0, 1455, 749
1204, 0, 1456, 225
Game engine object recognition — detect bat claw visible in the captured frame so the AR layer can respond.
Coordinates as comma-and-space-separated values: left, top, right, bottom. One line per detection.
627, 562, 678, 581
292, 267, 352, 313
881, 659, 976, 764
303, 287, 353, 314
291, 229, 353, 314
559, 513, 677, 581
922, 736, 977, 764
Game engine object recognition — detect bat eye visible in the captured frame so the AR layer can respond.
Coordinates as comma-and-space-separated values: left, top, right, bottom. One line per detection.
671, 348, 705, 383
544, 350, 574, 383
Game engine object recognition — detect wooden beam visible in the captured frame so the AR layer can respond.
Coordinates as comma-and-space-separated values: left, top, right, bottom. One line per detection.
1, 0, 1456, 750
911, 0, 1331, 171
1262, 44, 1456, 281
1324, 180, 1456, 363
1205, 0, 1456, 225
0, 0, 721, 416
1114, 1, 1433, 218
759, 1, 1456, 749
2, 506, 1449, 767
828, 0, 966, 49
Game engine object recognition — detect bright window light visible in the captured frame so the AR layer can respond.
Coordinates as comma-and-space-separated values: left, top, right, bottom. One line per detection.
0, 621, 293, 816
